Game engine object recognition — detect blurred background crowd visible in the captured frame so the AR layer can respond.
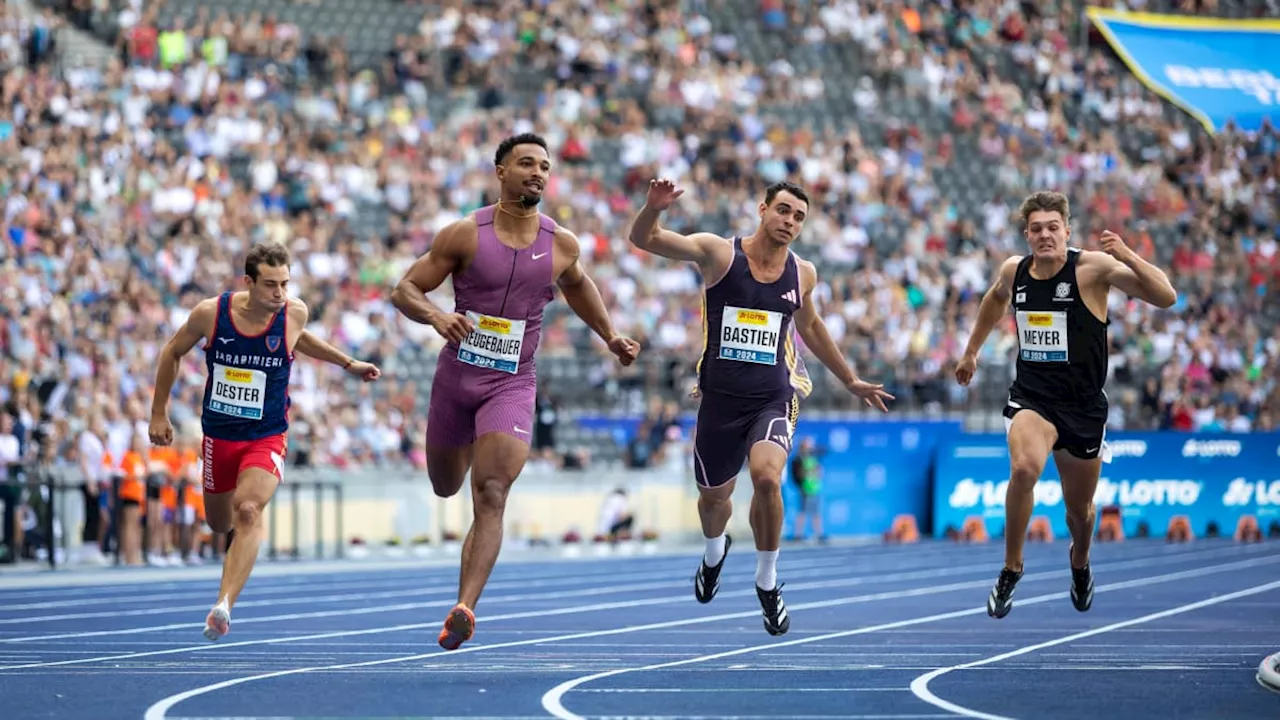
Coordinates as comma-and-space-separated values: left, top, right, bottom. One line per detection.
0, 0, 1276, 525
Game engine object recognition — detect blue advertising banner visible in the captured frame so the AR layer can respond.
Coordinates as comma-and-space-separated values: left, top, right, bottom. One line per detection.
783, 419, 961, 537
573, 415, 962, 537
932, 431, 1280, 539
1087, 8, 1280, 133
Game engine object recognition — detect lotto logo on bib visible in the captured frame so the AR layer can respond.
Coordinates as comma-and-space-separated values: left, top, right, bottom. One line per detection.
478, 316, 511, 334
719, 305, 783, 365
458, 311, 525, 374
1016, 311, 1068, 363
209, 364, 268, 419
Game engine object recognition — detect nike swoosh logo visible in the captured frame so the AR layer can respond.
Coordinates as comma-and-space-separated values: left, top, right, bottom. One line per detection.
1016, 286, 1027, 291
531, 252, 548, 260
513, 426, 530, 435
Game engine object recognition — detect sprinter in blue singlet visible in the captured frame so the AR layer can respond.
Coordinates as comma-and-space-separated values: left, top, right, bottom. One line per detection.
149, 242, 381, 643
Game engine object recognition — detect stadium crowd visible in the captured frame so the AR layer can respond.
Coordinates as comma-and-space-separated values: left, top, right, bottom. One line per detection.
0, 0, 1276, 548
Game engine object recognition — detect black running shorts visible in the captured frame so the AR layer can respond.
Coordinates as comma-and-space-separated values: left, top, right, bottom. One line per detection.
693, 390, 799, 487
1003, 390, 1109, 461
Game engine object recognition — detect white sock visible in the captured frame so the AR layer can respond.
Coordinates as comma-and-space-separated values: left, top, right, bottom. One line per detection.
756, 550, 779, 591
703, 534, 726, 566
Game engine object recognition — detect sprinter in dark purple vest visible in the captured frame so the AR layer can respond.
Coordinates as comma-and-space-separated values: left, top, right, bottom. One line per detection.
629, 179, 895, 636
392, 133, 640, 650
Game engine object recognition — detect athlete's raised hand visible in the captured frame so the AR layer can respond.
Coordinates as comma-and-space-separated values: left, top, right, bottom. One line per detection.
955, 353, 977, 386
607, 335, 641, 366
846, 378, 895, 413
1099, 230, 1137, 265
148, 414, 174, 447
645, 178, 685, 211
345, 360, 382, 382
431, 312, 474, 344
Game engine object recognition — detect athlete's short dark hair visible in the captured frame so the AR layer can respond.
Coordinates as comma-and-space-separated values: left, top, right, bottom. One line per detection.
495, 133, 549, 167
244, 242, 291, 281
764, 181, 809, 208
1019, 191, 1070, 228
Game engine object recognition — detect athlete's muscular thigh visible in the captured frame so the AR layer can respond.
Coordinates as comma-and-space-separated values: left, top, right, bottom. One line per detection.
469, 431, 530, 512
427, 446, 474, 499
1006, 409, 1057, 483
426, 359, 479, 446
201, 437, 240, 532
746, 402, 792, 488
204, 491, 235, 534
473, 376, 537, 444
231, 468, 279, 527
425, 357, 480, 497
1054, 449, 1102, 518
693, 398, 752, 488
747, 441, 787, 490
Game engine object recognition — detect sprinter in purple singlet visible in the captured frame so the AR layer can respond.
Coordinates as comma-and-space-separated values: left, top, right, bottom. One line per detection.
629, 179, 894, 636
392, 133, 640, 650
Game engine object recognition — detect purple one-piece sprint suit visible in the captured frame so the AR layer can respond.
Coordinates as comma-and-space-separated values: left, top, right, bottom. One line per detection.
426, 205, 557, 448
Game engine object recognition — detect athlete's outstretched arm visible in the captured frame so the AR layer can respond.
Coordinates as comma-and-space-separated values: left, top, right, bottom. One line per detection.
628, 179, 728, 276
628, 207, 720, 262
793, 262, 893, 412
1097, 230, 1177, 309
556, 229, 640, 366
149, 299, 218, 445
956, 256, 1021, 386
391, 220, 473, 343
295, 331, 381, 381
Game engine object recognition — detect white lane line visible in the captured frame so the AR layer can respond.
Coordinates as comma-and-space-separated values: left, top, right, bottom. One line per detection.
908, 579, 1280, 720
3, 541, 1251, 661
536, 555, 1280, 720
0, 545, 977, 623
0, 548, 1031, 643
1, 556, 1009, 669
0, 540, 911, 595
163, 715, 954, 720
143, 551, 1279, 720
4, 541, 1250, 645
1, 543, 920, 611
575, 687, 910, 693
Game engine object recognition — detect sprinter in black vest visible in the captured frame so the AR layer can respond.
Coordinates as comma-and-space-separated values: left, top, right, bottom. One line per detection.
956, 191, 1176, 619
628, 178, 893, 636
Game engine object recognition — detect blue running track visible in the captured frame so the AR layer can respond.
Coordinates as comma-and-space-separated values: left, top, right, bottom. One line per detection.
1, 539, 1277, 719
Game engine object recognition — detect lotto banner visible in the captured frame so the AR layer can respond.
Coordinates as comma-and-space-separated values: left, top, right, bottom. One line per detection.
933, 431, 1280, 539
1087, 8, 1280, 133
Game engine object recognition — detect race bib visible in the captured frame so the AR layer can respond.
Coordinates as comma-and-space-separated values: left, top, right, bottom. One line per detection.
208, 364, 268, 419
458, 311, 525, 374
1016, 311, 1068, 363
719, 305, 783, 365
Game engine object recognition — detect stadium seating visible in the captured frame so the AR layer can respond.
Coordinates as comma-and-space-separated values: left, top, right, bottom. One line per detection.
3, 0, 1277, 476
